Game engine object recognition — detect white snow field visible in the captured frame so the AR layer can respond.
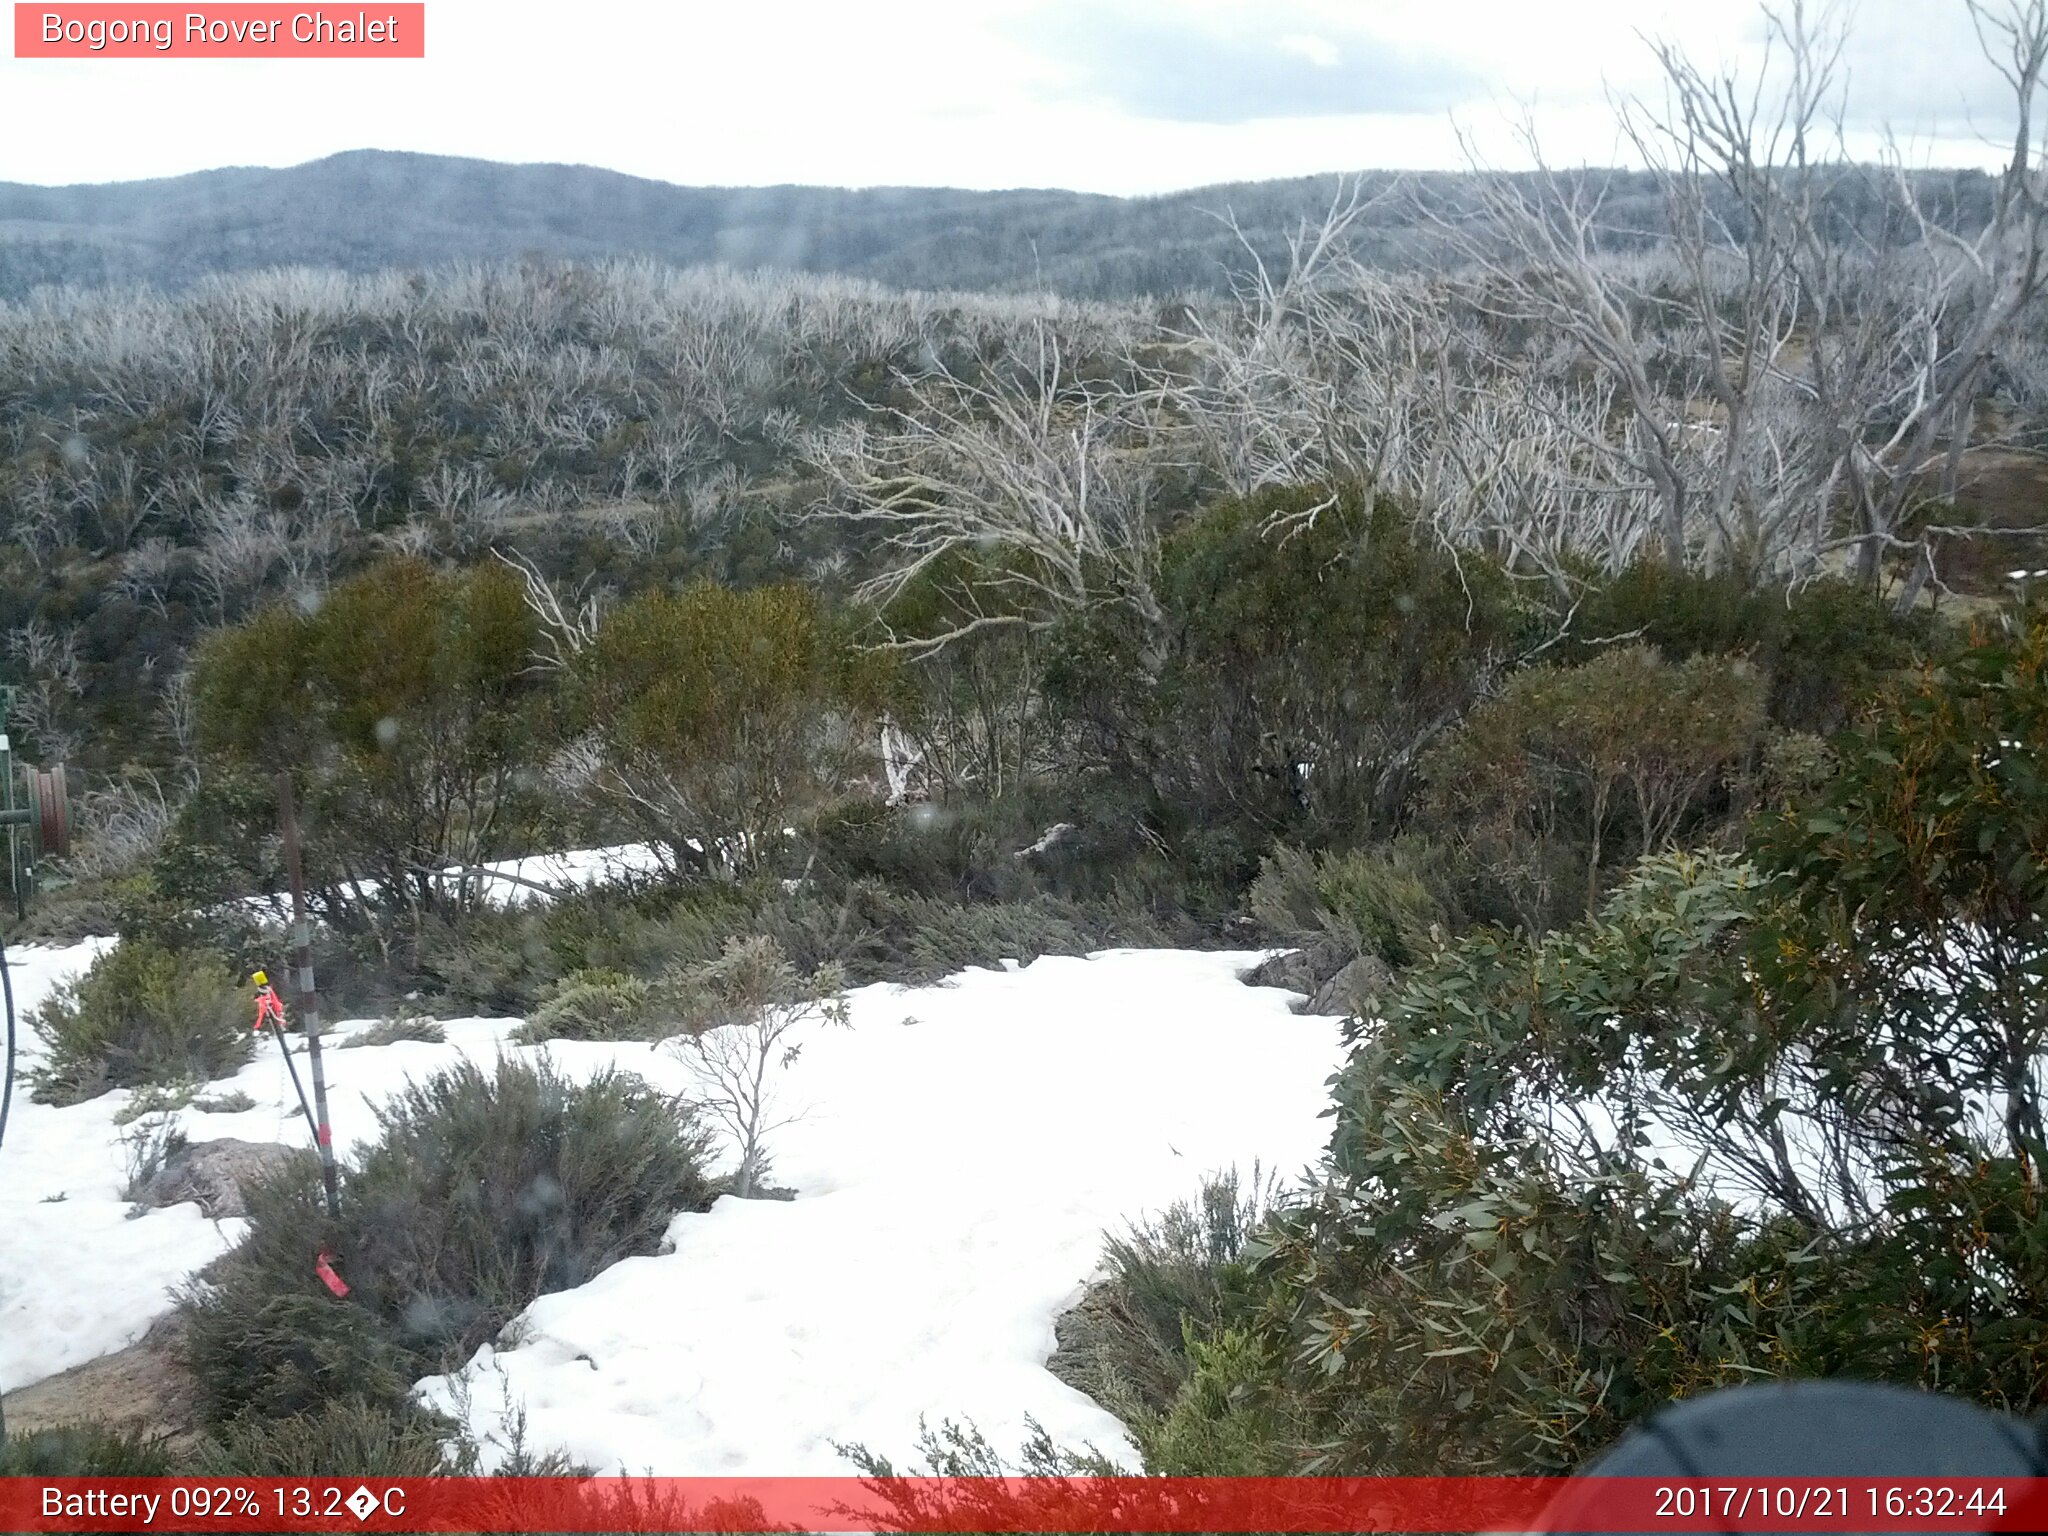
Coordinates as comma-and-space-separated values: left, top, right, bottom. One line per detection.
0, 934, 1344, 1477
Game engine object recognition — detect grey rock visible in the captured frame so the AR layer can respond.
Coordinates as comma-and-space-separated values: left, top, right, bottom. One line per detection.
133, 1138, 296, 1220
1306, 952, 1395, 1018
1241, 948, 1318, 996
1244, 945, 1392, 1017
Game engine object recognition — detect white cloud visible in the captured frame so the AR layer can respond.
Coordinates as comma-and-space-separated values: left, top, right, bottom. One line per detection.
0, 0, 2025, 193
1275, 33, 1343, 70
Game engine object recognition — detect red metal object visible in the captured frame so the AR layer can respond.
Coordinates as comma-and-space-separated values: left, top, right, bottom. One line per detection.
30, 764, 67, 858
253, 985, 287, 1034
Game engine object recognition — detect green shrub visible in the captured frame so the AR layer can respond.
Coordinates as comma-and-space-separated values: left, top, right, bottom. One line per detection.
180, 1156, 419, 1425
0, 1420, 173, 1475
1566, 565, 1931, 734
1047, 485, 1519, 850
112, 1078, 198, 1126
1055, 1170, 1279, 1432
181, 1057, 715, 1429
198, 1400, 471, 1477
891, 896, 1100, 982
1250, 840, 1448, 979
194, 1089, 258, 1113
1421, 646, 1766, 927
1754, 730, 1835, 810
417, 883, 766, 1017
339, 1016, 448, 1049
407, 908, 565, 1017
570, 580, 886, 878
352, 1055, 715, 1359
28, 938, 251, 1105
1194, 603, 2048, 1481
397, 860, 1186, 1036
514, 967, 663, 1043
812, 795, 1048, 903
190, 557, 558, 947
1314, 844, 1445, 971
2, 874, 128, 947
1136, 1327, 1296, 1475
795, 883, 1176, 986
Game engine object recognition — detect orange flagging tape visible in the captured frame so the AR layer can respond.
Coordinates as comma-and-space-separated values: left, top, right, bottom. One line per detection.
313, 1249, 349, 1298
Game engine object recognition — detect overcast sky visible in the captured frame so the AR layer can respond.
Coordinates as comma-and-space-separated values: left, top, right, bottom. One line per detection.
0, 0, 2031, 193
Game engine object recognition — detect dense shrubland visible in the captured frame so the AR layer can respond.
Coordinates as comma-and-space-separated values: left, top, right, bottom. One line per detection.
1093, 602, 2048, 1475
8, 0, 2048, 1485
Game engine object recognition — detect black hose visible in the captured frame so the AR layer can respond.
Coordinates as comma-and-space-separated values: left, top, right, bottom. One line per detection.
0, 933, 12, 1448
0, 930, 15, 1154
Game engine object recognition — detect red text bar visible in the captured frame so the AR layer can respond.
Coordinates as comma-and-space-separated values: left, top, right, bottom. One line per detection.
5, 1476, 2048, 1532
14, 5, 424, 57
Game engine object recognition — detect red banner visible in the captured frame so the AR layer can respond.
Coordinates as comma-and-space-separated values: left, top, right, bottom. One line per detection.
13, 5, 425, 58
5, 1475, 2048, 1532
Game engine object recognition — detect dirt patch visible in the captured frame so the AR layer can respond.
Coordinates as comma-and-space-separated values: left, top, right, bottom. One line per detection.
1928, 445, 2048, 597
3, 1314, 198, 1449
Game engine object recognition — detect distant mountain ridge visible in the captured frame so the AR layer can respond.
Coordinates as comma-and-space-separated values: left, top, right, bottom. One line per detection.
0, 149, 1441, 302
0, 149, 2003, 303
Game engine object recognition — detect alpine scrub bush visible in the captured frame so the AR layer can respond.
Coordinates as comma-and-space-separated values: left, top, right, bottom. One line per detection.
1421, 645, 1766, 926
345, 1055, 717, 1359
569, 580, 886, 879
0, 1421, 174, 1476
197, 1400, 473, 1477
513, 966, 665, 1044
888, 895, 1104, 982
27, 938, 250, 1105
338, 1015, 448, 1049
179, 1154, 419, 1425
1565, 564, 1931, 734
189, 556, 558, 947
1046, 484, 1519, 852
1249, 839, 1449, 1001
181, 1056, 715, 1430
1055, 1170, 1280, 1432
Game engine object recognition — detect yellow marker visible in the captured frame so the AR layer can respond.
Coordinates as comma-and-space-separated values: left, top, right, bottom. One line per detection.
251, 970, 269, 987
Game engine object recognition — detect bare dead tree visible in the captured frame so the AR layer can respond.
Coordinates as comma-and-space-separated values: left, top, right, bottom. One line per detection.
1807, 0, 2048, 607
1142, 176, 1419, 526
494, 546, 604, 673
190, 494, 286, 623
808, 325, 1170, 666
6, 619, 85, 762
60, 770, 174, 881
112, 536, 181, 619
1428, 0, 2048, 591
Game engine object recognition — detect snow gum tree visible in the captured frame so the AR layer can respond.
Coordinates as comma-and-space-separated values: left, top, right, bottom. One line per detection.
565, 582, 891, 879
187, 556, 556, 951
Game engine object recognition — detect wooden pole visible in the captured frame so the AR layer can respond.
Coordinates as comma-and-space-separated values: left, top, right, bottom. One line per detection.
276, 771, 342, 1221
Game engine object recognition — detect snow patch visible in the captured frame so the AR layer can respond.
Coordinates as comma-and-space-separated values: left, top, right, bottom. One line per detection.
418, 950, 1342, 1474
3, 933, 1342, 1485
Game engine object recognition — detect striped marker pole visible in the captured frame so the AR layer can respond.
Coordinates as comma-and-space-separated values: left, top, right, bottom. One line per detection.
276, 771, 341, 1222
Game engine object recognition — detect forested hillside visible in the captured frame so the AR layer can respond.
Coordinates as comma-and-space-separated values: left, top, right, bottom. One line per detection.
0, 149, 2013, 301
